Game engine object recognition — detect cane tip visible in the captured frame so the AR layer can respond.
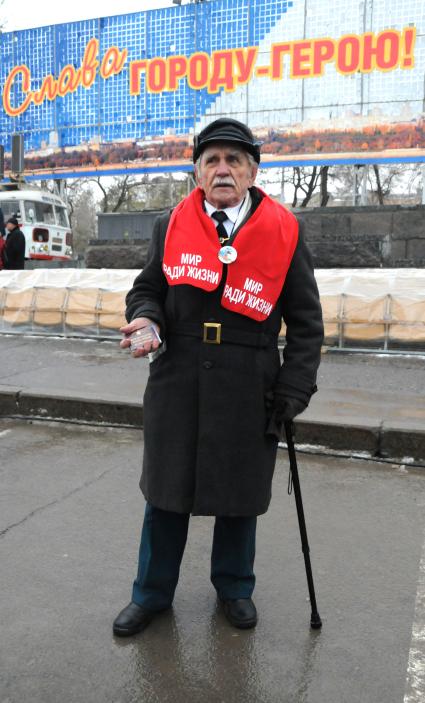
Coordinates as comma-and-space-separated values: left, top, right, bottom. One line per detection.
310, 614, 322, 629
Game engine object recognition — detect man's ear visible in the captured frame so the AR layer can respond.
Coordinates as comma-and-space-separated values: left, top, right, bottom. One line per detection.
250, 164, 258, 185
194, 166, 201, 186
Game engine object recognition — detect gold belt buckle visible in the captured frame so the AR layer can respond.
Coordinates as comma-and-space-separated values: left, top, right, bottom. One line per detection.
203, 322, 221, 344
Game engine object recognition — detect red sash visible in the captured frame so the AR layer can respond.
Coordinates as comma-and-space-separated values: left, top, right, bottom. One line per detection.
162, 187, 298, 321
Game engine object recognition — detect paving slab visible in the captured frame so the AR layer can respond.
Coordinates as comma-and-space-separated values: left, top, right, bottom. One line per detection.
0, 418, 424, 703
0, 334, 424, 461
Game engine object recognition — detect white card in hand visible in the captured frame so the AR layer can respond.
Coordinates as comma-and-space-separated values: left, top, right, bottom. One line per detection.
129, 325, 161, 352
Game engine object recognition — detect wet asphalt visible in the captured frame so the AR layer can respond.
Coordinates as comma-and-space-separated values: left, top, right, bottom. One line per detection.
1, 418, 424, 703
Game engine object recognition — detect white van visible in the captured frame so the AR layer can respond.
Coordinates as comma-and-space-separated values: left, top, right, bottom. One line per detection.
0, 187, 73, 261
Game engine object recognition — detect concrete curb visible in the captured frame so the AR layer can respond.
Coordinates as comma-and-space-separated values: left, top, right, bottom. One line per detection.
1, 389, 424, 462
0, 390, 143, 428
293, 419, 380, 454
295, 419, 425, 463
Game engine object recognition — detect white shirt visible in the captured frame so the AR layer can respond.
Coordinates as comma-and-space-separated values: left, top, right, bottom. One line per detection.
204, 194, 251, 237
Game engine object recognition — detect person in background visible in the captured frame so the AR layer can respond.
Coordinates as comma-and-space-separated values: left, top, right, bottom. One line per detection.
3, 217, 26, 270
0, 206, 5, 238
0, 208, 5, 270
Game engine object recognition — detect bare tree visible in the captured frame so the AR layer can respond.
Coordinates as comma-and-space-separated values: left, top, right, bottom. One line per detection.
372, 165, 384, 205
89, 175, 149, 212
88, 174, 189, 213
67, 180, 97, 257
330, 163, 422, 206
288, 167, 318, 207
368, 164, 422, 205
320, 166, 330, 206
255, 165, 330, 207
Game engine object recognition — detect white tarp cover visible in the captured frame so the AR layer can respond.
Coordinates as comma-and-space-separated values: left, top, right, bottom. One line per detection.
0, 268, 424, 343
315, 268, 425, 342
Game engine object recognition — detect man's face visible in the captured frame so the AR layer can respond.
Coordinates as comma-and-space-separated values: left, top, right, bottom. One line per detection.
6, 222, 15, 232
195, 142, 258, 209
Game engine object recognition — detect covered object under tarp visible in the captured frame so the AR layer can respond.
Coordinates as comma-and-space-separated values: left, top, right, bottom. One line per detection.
0, 268, 424, 349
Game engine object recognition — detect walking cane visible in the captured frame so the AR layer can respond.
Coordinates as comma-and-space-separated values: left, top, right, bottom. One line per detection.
284, 420, 322, 629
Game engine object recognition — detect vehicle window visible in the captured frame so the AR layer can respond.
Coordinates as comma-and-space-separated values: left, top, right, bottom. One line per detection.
55, 206, 69, 227
0, 200, 22, 220
23, 201, 37, 223
24, 200, 55, 224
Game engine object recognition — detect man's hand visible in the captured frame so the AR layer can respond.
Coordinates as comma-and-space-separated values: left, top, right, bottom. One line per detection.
273, 396, 307, 424
120, 317, 160, 358
265, 395, 307, 439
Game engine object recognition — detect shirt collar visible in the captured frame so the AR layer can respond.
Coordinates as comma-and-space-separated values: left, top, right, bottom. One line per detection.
204, 197, 245, 224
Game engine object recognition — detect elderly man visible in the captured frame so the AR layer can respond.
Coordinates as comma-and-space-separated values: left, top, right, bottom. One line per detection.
113, 118, 323, 637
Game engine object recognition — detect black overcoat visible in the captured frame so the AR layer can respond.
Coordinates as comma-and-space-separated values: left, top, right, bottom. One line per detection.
125, 187, 323, 516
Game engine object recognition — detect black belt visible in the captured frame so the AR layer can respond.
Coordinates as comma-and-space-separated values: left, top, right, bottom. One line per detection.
168, 322, 277, 349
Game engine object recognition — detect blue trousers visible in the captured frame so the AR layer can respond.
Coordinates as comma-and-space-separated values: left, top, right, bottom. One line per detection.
132, 503, 257, 611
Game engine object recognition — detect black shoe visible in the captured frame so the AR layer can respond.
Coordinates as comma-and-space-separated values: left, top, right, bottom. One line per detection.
113, 602, 158, 637
222, 598, 258, 629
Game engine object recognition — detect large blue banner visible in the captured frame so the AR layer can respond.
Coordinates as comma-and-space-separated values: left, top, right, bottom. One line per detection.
0, 0, 424, 176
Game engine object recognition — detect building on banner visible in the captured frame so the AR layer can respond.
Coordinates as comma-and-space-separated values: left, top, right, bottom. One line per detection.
0, 0, 424, 179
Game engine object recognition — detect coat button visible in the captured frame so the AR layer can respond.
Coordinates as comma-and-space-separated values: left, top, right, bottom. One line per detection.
203, 361, 213, 369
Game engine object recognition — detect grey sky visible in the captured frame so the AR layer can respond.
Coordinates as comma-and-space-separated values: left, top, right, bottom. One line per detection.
2, 0, 179, 32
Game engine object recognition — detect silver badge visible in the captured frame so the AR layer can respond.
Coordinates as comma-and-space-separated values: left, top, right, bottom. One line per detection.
218, 245, 238, 264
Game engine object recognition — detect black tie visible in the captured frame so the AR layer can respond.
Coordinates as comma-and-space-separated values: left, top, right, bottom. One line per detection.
211, 210, 229, 242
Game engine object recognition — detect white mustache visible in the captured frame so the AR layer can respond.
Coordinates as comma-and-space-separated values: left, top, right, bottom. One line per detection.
213, 178, 234, 187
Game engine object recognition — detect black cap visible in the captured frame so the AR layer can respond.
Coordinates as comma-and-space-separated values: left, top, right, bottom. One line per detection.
193, 118, 261, 164
7, 217, 18, 226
